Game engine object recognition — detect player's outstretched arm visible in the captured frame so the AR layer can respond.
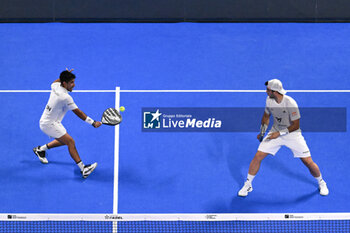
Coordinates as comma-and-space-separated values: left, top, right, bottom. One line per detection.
72, 108, 102, 128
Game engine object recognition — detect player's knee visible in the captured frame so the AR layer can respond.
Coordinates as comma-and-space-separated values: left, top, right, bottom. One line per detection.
301, 157, 313, 166
254, 151, 267, 161
66, 138, 75, 146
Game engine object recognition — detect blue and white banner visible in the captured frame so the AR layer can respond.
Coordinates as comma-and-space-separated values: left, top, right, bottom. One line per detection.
142, 107, 346, 132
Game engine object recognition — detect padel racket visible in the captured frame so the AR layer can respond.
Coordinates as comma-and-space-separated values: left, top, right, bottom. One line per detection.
259, 124, 267, 142
101, 108, 122, 126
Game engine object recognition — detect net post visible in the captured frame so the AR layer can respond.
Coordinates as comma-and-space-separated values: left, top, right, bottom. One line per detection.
113, 86, 120, 215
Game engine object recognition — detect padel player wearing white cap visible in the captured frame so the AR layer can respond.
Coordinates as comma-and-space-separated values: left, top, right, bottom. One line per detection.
32, 69, 102, 178
238, 79, 329, 196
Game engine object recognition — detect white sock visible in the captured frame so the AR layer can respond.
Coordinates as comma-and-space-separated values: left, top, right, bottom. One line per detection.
315, 174, 323, 184
77, 161, 85, 171
247, 174, 255, 183
39, 144, 49, 151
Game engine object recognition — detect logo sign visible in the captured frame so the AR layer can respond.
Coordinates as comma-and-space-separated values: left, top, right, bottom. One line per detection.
143, 109, 162, 129
105, 215, 123, 220
205, 215, 217, 220
7, 215, 26, 220
142, 108, 222, 132
142, 108, 224, 132
142, 107, 346, 132
284, 214, 304, 219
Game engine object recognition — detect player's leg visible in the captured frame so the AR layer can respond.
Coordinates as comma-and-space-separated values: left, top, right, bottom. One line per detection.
34, 140, 65, 160
300, 156, 320, 177
39, 139, 65, 151
286, 132, 329, 196
238, 151, 269, 197
238, 134, 282, 197
57, 133, 97, 178
47, 139, 65, 149
300, 156, 329, 196
56, 133, 81, 163
34, 123, 67, 164
248, 151, 269, 175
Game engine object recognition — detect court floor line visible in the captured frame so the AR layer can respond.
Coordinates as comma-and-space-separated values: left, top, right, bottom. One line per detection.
0, 90, 114, 93
120, 90, 350, 93
1, 90, 350, 93
1, 88, 349, 219
114, 87, 120, 215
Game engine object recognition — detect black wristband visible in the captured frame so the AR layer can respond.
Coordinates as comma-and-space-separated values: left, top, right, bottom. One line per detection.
92, 121, 96, 127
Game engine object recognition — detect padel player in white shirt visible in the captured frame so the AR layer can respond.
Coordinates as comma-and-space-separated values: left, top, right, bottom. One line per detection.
33, 69, 102, 178
238, 79, 329, 196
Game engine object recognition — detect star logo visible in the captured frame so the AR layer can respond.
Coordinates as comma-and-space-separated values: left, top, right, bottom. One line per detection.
143, 109, 162, 129
150, 109, 162, 122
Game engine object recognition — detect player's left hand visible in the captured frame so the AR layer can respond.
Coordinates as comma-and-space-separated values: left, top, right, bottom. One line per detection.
93, 121, 102, 128
267, 132, 280, 139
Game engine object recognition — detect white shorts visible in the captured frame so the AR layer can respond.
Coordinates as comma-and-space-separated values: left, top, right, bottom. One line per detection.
258, 131, 311, 158
40, 122, 67, 139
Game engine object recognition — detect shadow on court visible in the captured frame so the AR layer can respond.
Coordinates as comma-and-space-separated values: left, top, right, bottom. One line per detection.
21, 159, 75, 167
19, 158, 114, 183
264, 158, 316, 186
201, 189, 318, 213
73, 167, 114, 183
229, 190, 319, 213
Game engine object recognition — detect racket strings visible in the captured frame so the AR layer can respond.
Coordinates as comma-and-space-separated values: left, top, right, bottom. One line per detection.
102, 108, 122, 125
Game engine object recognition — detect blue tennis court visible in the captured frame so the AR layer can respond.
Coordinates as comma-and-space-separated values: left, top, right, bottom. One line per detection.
0, 23, 349, 217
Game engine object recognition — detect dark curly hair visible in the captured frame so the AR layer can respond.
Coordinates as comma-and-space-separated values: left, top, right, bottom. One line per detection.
59, 70, 76, 84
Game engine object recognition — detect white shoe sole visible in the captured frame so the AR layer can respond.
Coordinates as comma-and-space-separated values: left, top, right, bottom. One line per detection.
82, 163, 98, 178
320, 189, 329, 196
238, 186, 253, 197
33, 149, 48, 164
38, 157, 48, 164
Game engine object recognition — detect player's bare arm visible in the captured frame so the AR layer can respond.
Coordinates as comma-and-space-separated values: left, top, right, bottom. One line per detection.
261, 112, 270, 125
267, 119, 300, 139
287, 118, 300, 132
72, 108, 102, 128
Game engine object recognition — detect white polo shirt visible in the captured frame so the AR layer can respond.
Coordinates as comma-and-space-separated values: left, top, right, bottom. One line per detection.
40, 82, 78, 124
259, 95, 310, 158
264, 95, 301, 133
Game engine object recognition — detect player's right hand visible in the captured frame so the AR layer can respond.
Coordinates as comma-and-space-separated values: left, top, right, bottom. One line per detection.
93, 121, 102, 128
257, 134, 263, 141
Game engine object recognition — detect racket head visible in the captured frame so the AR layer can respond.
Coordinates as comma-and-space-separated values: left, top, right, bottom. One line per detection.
101, 108, 122, 125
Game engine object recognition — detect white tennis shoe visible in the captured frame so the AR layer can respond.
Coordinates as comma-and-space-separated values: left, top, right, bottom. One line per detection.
319, 180, 329, 196
33, 146, 48, 164
81, 163, 98, 178
238, 181, 253, 197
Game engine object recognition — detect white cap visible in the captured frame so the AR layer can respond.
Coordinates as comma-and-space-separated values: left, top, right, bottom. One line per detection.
265, 79, 287, 95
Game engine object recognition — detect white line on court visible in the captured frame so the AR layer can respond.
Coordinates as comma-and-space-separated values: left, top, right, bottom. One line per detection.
113, 87, 120, 215
1, 89, 350, 93
120, 90, 350, 93
1, 88, 349, 221
0, 90, 115, 93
